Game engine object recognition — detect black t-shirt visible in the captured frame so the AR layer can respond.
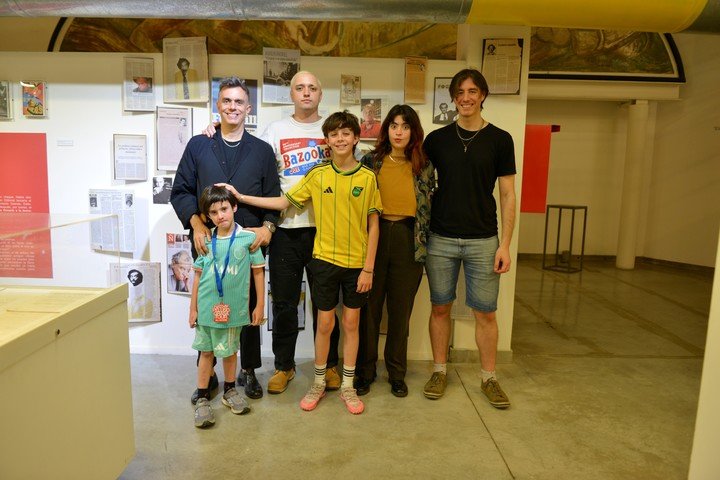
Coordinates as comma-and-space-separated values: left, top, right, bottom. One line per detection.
424, 122, 516, 238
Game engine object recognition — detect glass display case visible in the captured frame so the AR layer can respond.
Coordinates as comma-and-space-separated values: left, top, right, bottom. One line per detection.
0, 212, 121, 287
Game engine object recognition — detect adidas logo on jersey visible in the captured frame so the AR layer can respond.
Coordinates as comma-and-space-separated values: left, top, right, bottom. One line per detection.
323, 187, 333, 194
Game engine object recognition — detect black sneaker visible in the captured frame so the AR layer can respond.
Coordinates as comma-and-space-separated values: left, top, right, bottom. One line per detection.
353, 376, 373, 396
191, 372, 219, 405
238, 369, 263, 399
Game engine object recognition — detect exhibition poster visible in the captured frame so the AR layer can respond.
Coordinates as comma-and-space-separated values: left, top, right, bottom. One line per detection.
0, 132, 51, 278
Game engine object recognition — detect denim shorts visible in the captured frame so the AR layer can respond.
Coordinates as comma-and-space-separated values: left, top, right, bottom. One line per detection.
425, 233, 499, 312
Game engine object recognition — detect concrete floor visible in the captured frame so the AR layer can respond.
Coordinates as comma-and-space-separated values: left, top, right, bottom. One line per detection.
119, 258, 711, 480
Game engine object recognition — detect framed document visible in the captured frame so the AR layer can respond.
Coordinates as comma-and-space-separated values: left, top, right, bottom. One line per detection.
113, 134, 147, 181
0, 80, 12, 120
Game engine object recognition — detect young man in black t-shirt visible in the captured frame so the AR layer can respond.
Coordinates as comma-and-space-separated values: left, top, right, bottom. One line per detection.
422, 69, 517, 409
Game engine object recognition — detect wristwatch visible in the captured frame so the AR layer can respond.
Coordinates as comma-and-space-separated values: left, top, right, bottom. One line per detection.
263, 221, 276, 233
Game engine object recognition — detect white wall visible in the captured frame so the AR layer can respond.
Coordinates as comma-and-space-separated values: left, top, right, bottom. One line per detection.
0, 28, 529, 359
519, 33, 720, 268
645, 33, 720, 267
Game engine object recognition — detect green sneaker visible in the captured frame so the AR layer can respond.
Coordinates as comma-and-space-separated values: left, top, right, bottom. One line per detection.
194, 397, 215, 428
423, 371, 447, 399
481, 378, 510, 409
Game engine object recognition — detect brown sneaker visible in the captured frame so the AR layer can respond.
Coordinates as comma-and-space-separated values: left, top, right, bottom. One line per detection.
481, 378, 510, 409
423, 371, 447, 399
267, 368, 295, 394
325, 366, 341, 391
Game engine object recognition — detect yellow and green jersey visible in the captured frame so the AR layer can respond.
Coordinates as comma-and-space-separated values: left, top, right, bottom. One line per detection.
286, 160, 382, 268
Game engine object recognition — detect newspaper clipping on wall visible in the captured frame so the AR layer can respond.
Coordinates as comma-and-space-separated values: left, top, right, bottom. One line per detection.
262, 48, 299, 104
89, 188, 136, 253
123, 57, 155, 112
481, 38, 523, 95
166, 233, 194, 295
163, 36, 209, 103
211, 77, 258, 131
111, 262, 161, 323
113, 134, 147, 181
404, 56, 427, 104
156, 106, 192, 171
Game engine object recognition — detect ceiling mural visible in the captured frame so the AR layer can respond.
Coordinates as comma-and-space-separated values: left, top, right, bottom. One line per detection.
55, 18, 458, 59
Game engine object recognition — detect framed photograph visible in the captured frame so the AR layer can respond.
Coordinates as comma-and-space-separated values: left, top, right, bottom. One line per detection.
211, 77, 258, 131
166, 233, 194, 295
156, 106, 192, 171
432, 77, 456, 125
163, 36, 209, 103
152, 175, 173, 204
359, 98, 382, 140
113, 134, 147, 181
123, 57, 155, 112
340, 74, 361, 105
0, 80, 11, 120
21, 81, 46, 117
529, 29, 684, 82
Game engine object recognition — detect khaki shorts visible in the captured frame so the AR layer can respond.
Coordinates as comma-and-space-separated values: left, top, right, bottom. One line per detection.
192, 325, 241, 358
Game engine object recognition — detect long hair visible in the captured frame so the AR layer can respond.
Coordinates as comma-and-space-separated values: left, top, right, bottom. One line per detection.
370, 104, 427, 175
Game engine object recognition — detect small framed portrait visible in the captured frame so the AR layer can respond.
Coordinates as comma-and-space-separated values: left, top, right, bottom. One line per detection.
432, 77, 456, 125
359, 98, 382, 140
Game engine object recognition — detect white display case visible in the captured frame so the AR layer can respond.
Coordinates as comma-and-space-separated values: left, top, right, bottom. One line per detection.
0, 213, 134, 480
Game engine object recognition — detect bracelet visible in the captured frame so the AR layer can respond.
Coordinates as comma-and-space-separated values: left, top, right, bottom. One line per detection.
362, 269, 374, 274
238, 193, 244, 202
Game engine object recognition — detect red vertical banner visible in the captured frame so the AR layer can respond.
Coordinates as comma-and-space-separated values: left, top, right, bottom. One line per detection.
521, 124, 558, 213
0, 132, 52, 278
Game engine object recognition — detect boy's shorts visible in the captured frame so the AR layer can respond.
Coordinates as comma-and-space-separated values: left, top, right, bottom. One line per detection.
307, 258, 369, 311
425, 233, 500, 312
192, 325, 241, 358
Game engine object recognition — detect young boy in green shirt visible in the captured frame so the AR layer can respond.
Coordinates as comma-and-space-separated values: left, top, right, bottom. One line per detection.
190, 186, 265, 428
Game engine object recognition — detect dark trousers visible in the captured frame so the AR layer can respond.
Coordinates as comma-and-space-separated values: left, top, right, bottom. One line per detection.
269, 227, 340, 371
358, 218, 423, 382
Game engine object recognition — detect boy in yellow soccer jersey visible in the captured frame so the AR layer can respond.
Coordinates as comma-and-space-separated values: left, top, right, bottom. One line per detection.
217, 111, 381, 415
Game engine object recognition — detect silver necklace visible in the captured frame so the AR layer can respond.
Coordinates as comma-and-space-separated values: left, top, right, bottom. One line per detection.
388, 154, 404, 163
455, 121, 486, 152
221, 136, 241, 148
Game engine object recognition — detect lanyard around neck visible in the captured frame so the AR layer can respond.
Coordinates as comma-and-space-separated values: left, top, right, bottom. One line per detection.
211, 223, 237, 298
